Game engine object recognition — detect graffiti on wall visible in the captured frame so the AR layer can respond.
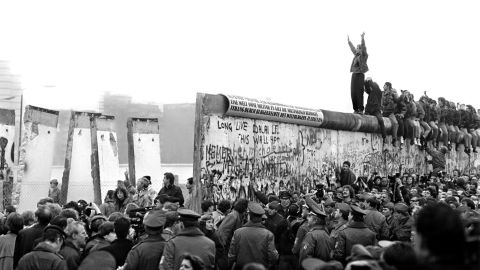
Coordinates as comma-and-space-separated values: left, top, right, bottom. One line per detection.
199, 115, 479, 203
200, 115, 338, 202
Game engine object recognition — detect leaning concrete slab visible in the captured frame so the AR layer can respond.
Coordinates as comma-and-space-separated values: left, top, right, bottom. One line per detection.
127, 118, 162, 191
16, 106, 59, 211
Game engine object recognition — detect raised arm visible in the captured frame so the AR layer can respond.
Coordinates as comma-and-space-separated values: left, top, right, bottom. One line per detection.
348, 35, 356, 55
361, 32, 367, 54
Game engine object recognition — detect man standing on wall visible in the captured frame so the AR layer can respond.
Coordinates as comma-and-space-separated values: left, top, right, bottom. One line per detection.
48, 179, 61, 204
339, 161, 356, 187
348, 32, 369, 115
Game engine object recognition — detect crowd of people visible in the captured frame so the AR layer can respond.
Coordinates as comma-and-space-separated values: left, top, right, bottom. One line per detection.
0, 33, 478, 270
350, 32, 480, 154
0, 165, 478, 270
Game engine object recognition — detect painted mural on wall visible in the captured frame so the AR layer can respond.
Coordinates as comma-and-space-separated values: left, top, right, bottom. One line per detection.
200, 114, 479, 203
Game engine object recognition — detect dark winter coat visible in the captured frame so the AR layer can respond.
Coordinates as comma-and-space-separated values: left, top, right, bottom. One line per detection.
333, 221, 376, 262
405, 100, 417, 118
340, 169, 356, 187
124, 234, 165, 270
389, 214, 413, 242
228, 221, 278, 270
157, 185, 184, 206
364, 210, 389, 240
14, 223, 48, 268
439, 106, 449, 123
100, 238, 133, 267
59, 240, 81, 270
382, 89, 398, 116
16, 242, 67, 270
298, 225, 333, 263
415, 101, 425, 120
364, 80, 383, 115
394, 95, 407, 116
160, 227, 215, 270
459, 110, 471, 129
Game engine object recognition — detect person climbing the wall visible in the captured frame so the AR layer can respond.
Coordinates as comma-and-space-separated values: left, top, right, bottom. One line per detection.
425, 145, 447, 176
348, 32, 369, 115
364, 77, 387, 145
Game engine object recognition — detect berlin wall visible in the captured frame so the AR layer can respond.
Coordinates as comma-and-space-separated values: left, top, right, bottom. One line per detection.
62, 112, 121, 205
127, 118, 162, 191
17, 106, 59, 212
0, 108, 15, 211
192, 93, 479, 213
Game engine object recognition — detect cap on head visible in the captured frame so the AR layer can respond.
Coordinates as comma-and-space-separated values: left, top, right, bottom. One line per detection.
350, 205, 367, 215
248, 202, 265, 216
143, 210, 167, 227
279, 191, 291, 200
177, 208, 201, 222
394, 203, 409, 215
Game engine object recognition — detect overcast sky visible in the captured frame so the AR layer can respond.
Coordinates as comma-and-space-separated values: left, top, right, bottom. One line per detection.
1, 1, 479, 112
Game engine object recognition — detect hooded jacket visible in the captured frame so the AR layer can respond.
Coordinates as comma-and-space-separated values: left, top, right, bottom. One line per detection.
17, 242, 67, 270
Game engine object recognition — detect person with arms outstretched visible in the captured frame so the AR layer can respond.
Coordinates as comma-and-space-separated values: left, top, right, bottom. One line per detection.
348, 32, 369, 114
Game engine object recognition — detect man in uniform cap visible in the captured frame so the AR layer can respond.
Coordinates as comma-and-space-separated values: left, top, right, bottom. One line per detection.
228, 202, 278, 270
160, 209, 215, 270
333, 204, 376, 264
330, 203, 351, 245
279, 191, 292, 217
16, 225, 68, 270
122, 210, 167, 270
298, 202, 333, 264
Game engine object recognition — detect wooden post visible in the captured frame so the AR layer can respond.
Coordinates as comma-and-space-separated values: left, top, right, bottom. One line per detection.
61, 111, 75, 205
192, 93, 205, 213
126, 118, 136, 187
90, 115, 102, 205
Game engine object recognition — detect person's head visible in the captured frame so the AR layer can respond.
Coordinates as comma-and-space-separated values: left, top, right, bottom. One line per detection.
36, 205, 52, 226
98, 221, 116, 242
342, 185, 354, 198
267, 201, 280, 217
89, 215, 107, 234
186, 177, 194, 193
60, 208, 79, 221
114, 217, 131, 239
164, 172, 175, 187
342, 161, 351, 171
108, 212, 124, 222
382, 242, 417, 270
50, 216, 68, 230
47, 203, 62, 219
414, 203, 466, 261
384, 82, 392, 91
355, 44, 362, 54
115, 188, 128, 201
382, 203, 394, 218
63, 201, 80, 212
65, 219, 87, 248
217, 200, 231, 214
43, 225, 66, 252
199, 215, 214, 232
37, 197, 54, 208
233, 199, 249, 214
6, 213, 24, 234
21, 210, 35, 227
50, 179, 59, 189
201, 200, 214, 214
366, 197, 379, 210
179, 253, 205, 270
335, 203, 350, 221
104, 190, 115, 202
307, 212, 326, 227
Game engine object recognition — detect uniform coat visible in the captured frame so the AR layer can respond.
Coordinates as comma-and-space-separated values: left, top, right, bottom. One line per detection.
228, 221, 278, 270
124, 234, 165, 270
160, 227, 215, 270
16, 242, 67, 270
333, 221, 376, 262
298, 225, 333, 263
0, 232, 17, 270
364, 209, 389, 240
59, 240, 81, 270
100, 238, 133, 268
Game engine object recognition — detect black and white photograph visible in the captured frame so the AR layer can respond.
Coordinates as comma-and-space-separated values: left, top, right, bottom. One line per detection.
0, 1, 479, 270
